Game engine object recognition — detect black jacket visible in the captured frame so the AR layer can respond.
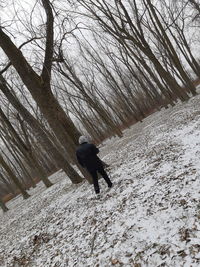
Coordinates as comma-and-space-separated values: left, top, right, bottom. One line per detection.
76, 142, 103, 172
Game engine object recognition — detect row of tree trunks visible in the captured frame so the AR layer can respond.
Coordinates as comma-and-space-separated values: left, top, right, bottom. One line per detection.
0, 153, 30, 199
0, 106, 53, 188
0, 75, 83, 184
0, 0, 92, 184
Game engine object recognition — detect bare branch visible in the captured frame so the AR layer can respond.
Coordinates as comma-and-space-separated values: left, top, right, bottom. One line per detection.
0, 37, 43, 75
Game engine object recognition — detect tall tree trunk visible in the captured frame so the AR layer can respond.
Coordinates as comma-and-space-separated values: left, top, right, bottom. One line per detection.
0, 153, 30, 199
144, 0, 196, 95
0, 106, 53, 187
0, 27, 90, 182
0, 198, 8, 212
0, 75, 85, 183
0, 172, 15, 195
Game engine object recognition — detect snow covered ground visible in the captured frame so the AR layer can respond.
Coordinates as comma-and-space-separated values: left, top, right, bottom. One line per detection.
1, 91, 200, 267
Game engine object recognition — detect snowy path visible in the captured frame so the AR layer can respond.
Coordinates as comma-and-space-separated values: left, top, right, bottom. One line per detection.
1, 92, 200, 266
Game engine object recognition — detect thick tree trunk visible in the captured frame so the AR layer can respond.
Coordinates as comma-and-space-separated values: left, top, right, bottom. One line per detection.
0, 75, 83, 184
0, 28, 91, 182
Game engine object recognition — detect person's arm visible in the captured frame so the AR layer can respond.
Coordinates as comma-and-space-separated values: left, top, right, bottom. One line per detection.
91, 144, 109, 167
91, 144, 99, 154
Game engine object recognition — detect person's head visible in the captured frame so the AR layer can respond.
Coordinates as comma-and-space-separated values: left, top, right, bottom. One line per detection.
79, 135, 89, 144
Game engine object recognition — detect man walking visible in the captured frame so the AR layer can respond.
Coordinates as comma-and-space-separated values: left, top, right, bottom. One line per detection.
76, 136, 112, 196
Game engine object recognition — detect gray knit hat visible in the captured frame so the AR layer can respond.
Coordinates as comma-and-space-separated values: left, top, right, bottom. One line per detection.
79, 136, 89, 144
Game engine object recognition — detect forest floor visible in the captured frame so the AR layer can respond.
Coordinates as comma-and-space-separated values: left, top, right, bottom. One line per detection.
1, 89, 200, 266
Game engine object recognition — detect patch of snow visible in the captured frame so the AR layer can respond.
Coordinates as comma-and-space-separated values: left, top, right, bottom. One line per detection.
1, 93, 200, 266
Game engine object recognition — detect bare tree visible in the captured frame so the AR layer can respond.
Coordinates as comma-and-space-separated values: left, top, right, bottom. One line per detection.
0, 0, 91, 182
0, 152, 30, 199
0, 106, 53, 187
76, 0, 195, 101
0, 74, 83, 184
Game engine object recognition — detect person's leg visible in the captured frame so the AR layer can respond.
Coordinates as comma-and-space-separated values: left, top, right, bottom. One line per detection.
89, 170, 100, 194
97, 166, 112, 188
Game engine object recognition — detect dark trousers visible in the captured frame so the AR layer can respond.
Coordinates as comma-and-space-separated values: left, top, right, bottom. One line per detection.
89, 166, 112, 194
